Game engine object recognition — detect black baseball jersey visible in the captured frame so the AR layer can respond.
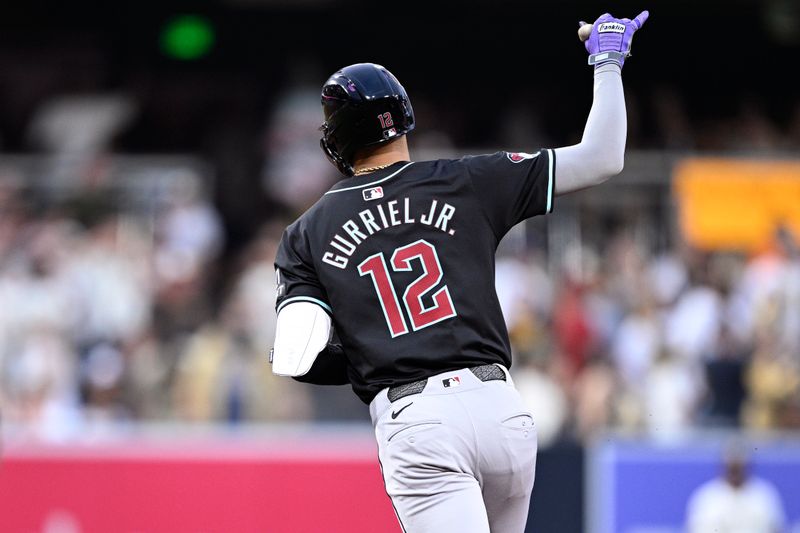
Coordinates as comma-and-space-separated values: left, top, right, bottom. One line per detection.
275, 150, 555, 403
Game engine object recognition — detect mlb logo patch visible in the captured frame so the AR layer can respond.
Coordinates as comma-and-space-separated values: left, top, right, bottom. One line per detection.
363, 186, 384, 201
442, 376, 461, 388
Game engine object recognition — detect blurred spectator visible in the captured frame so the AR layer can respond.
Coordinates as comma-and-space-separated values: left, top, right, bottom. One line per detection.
513, 352, 569, 447
26, 94, 138, 193
122, 329, 171, 421
260, 61, 335, 212
27, 94, 137, 154
775, 226, 800, 358
65, 215, 151, 345
610, 298, 660, 390
509, 308, 568, 447
155, 170, 223, 269
229, 223, 283, 353
553, 276, 595, 378
0, 327, 82, 441
571, 354, 617, 442
702, 326, 749, 428
744, 334, 800, 431
151, 171, 224, 341
81, 341, 131, 438
642, 349, 702, 442
0, 174, 27, 260
647, 251, 688, 309
495, 252, 553, 332
685, 444, 786, 533
664, 261, 723, 361
582, 273, 622, 356
730, 239, 790, 347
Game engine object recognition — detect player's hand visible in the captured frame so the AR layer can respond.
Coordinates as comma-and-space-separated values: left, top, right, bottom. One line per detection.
577, 11, 649, 68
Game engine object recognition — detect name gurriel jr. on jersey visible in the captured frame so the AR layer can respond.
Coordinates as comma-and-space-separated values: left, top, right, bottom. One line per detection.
322, 196, 457, 269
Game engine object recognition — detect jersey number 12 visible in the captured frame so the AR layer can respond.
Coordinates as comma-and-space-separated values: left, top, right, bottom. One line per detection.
358, 239, 457, 338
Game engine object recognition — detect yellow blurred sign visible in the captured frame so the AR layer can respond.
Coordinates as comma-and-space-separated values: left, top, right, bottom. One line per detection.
673, 158, 800, 251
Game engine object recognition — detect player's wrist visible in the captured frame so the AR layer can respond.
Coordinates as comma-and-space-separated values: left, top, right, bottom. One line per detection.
594, 62, 622, 75
588, 51, 626, 67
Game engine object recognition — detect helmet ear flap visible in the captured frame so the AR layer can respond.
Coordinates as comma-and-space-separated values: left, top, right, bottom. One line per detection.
320, 138, 354, 177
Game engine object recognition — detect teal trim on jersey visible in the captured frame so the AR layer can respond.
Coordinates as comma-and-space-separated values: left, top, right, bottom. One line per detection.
277, 296, 332, 315
325, 162, 414, 194
546, 149, 554, 213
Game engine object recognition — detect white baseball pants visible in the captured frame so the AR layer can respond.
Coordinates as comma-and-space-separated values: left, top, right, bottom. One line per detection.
369, 366, 538, 533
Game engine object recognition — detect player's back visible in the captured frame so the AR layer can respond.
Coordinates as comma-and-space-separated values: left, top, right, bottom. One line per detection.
275, 150, 554, 402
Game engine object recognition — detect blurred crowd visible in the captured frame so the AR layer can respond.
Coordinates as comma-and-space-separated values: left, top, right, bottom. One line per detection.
0, 170, 319, 441
2, 158, 799, 445
1, 70, 800, 445
503, 229, 800, 446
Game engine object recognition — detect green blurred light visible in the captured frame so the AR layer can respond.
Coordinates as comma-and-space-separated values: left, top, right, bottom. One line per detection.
161, 15, 215, 60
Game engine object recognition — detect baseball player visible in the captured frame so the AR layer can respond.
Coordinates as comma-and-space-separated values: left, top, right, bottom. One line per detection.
271, 11, 648, 533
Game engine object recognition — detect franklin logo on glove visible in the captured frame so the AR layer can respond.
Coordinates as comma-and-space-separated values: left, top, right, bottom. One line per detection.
598, 22, 626, 33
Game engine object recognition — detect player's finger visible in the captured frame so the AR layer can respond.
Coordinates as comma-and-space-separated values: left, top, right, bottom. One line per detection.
579, 20, 588, 27
633, 10, 649, 29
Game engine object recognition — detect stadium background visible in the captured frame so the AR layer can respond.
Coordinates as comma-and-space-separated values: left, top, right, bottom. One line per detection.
1, 0, 800, 531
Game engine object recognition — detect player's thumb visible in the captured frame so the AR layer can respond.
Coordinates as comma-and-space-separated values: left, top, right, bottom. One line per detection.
633, 10, 649, 29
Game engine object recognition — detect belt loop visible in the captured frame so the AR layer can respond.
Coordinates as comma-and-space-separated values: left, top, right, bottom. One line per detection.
493, 363, 513, 386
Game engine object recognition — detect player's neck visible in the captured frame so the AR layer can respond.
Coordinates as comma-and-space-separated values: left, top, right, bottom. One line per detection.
352, 137, 410, 175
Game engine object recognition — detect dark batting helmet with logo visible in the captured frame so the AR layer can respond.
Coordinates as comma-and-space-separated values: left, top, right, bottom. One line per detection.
319, 63, 415, 177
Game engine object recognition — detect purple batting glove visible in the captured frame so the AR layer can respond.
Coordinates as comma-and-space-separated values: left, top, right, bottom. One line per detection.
582, 10, 649, 68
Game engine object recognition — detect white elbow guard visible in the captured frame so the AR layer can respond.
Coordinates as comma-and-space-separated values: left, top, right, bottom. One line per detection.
272, 302, 332, 377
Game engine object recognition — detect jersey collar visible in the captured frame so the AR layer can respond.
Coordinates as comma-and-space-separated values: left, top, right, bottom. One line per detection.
326, 161, 413, 195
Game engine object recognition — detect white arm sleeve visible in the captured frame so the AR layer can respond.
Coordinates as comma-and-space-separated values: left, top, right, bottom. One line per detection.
554, 63, 626, 195
272, 302, 332, 377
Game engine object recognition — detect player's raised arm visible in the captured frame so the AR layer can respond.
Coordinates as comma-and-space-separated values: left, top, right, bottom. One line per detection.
554, 11, 649, 195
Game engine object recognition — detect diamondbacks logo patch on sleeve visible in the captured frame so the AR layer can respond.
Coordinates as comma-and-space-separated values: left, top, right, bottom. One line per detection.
506, 151, 540, 163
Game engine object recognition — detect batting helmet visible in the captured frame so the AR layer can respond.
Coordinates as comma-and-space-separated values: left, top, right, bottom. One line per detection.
319, 63, 415, 177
